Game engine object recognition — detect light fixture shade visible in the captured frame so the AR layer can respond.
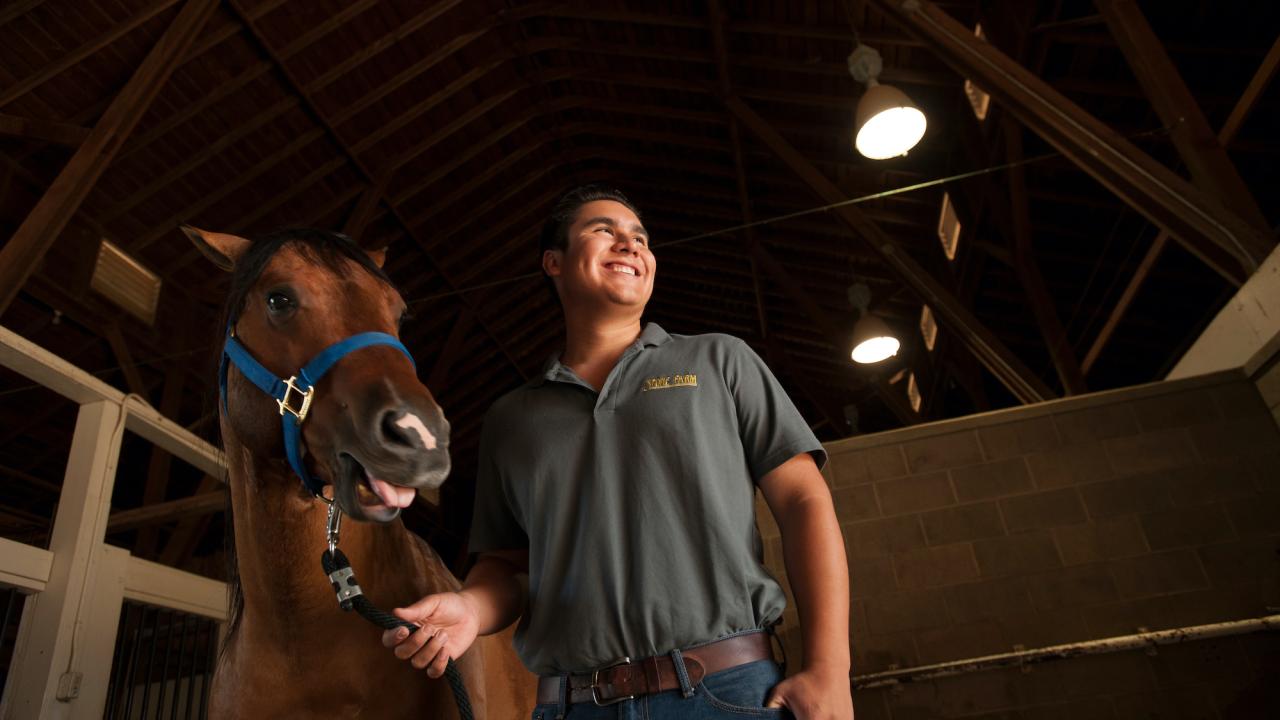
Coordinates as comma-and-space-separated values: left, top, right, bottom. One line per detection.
850, 313, 900, 364
855, 82, 927, 160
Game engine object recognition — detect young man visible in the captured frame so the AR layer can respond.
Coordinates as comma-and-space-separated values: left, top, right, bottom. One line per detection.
384, 185, 854, 719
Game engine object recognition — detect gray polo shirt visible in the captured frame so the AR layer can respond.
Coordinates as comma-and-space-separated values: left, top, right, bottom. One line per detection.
469, 323, 825, 675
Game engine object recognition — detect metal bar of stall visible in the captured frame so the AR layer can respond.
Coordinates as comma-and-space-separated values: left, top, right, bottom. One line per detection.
852, 614, 1280, 689
104, 603, 133, 718
157, 609, 175, 716
198, 618, 212, 720
173, 612, 192, 720
123, 605, 149, 719
141, 608, 163, 717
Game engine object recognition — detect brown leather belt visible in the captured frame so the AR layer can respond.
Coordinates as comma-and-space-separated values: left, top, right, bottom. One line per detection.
535, 632, 774, 706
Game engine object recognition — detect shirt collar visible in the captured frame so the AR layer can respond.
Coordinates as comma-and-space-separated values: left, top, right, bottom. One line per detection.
535, 322, 669, 386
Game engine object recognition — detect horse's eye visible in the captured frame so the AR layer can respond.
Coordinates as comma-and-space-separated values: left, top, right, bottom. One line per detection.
266, 292, 294, 315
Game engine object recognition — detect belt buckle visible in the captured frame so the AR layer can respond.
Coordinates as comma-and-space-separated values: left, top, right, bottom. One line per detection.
591, 657, 634, 706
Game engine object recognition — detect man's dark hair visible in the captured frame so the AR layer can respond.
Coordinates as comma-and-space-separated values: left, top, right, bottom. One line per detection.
538, 184, 641, 254
538, 184, 642, 302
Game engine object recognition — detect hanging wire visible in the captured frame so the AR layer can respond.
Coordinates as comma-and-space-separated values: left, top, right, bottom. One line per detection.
0, 124, 1172, 397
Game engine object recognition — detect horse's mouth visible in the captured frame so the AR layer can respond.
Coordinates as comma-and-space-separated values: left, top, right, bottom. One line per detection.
339, 453, 416, 514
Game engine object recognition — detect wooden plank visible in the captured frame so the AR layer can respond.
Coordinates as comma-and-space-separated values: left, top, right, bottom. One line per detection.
426, 308, 476, 393
0, 113, 90, 146
107, 489, 226, 535
134, 363, 186, 556
1082, 38, 1280, 374
0, 0, 183, 109
0, 0, 219, 315
124, 554, 227, 620
1004, 121, 1087, 394
870, 0, 1270, 282
0, 537, 53, 593
1096, 0, 1269, 234
0, 0, 48, 28
726, 94, 1055, 404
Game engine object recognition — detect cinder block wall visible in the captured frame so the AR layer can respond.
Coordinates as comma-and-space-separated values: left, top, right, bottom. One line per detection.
758, 369, 1279, 719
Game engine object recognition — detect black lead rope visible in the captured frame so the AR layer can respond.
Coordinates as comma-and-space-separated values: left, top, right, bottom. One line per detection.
321, 527, 474, 719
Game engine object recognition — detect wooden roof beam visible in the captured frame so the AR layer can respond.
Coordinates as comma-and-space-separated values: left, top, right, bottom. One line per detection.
0, 113, 90, 146
1082, 32, 1280, 375
1005, 120, 1087, 395
1096, 0, 1269, 235
870, 0, 1271, 282
0, 0, 219, 316
726, 93, 1054, 404
225, 0, 530, 383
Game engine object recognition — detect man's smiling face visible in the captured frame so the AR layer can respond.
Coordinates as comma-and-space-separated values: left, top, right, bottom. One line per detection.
545, 199, 655, 310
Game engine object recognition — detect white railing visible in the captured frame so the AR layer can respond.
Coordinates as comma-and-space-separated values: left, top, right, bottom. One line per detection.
0, 325, 228, 720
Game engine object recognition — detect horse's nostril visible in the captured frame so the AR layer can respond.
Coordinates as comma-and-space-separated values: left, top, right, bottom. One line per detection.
379, 410, 416, 449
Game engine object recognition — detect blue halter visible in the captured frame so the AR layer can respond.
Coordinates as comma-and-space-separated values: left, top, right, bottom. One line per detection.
219, 327, 415, 499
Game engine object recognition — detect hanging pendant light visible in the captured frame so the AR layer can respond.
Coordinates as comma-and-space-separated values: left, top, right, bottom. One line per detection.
847, 282, 900, 364
848, 44, 927, 159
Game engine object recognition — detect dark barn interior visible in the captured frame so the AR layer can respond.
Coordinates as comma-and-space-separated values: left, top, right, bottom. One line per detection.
0, 1, 1278, 717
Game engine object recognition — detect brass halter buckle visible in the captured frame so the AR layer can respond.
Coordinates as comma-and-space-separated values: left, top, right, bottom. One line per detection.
591, 657, 634, 706
278, 375, 315, 422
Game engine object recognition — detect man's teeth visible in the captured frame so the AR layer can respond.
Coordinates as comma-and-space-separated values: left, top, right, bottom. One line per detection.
609, 264, 636, 275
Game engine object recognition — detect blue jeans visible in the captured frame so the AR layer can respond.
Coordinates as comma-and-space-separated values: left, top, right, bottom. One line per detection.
530, 659, 792, 719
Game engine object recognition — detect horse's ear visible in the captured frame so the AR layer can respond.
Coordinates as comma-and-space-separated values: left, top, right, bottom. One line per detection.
367, 247, 387, 269
181, 225, 250, 271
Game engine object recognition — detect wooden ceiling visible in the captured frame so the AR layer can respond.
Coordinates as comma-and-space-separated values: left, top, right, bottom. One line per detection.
1, 0, 1277, 574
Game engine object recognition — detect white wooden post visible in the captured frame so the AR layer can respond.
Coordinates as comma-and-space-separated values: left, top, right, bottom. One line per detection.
2, 401, 124, 720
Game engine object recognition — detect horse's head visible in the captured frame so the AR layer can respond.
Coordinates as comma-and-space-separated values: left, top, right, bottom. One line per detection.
186, 226, 449, 523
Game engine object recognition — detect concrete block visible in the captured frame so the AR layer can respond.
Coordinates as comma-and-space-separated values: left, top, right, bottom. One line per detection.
855, 630, 919, 674
1224, 491, 1280, 538
1165, 459, 1262, 506
1191, 417, 1280, 462
1104, 427, 1198, 476
1140, 504, 1236, 550
1054, 403, 1140, 445
1053, 517, 1150, 566
1026, 564, 1120, 610
833, 483, 881, 522
1197, 538, 1280, 587
1212, 380, 1272, 419
1080, 586, 1266, 638
846, 516, 928, 556
1131, 388, 1222, 431
847, 689, 890, 720
1000, 488, 1088, 533
973, 531, 1063, 578
1145, 638, 1253, 687
921, 502, 1006, 545
1026, 442, 1114, 489
1109, 684, 1222, 719
892, 543, 981, 589
902, 431, 984, 474
755, 492, 780, 539
978, 416, 1061, 460
999, 607, 1092, 648
849, 553, 898, 599
865, 445, 910, 482
1055, 651, 1157, 697
891, 665, 1066, 717
831, 452, 872, 487
1078, 472, 1173, 519
952, 457, 1034, 502
944, 577, 1034, 623
912, 620, 1006, 664
875, 471, 956, 516
1108, 550, 1209, 599
863, 589, 950, 634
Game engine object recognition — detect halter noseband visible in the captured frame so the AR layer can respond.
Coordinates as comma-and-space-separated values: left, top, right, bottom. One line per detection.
219, 326, 415, 499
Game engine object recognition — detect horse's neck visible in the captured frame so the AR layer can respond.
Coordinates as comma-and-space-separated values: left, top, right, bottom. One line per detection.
222, 437, 428, 636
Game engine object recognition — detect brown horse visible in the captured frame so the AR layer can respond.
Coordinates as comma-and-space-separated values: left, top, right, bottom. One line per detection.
184, 226, 534, 718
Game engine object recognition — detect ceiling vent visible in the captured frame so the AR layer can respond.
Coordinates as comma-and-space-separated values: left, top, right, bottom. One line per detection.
90, 239, 161, 325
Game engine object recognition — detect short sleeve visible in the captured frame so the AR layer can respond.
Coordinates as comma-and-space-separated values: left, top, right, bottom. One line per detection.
725, 338, 828, 481
468, 410, 529, 553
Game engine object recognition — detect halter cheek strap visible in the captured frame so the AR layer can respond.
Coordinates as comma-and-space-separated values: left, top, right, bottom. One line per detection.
219, 328, 415, 498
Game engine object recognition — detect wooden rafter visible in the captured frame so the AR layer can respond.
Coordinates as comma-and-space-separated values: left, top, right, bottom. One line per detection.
870, 0, 1271, 282
0, 113, 89, 146
223, 0, 530, 383
1082, 32, 1280, 374
0, 0, 219, 315
725, 93, 1055, 405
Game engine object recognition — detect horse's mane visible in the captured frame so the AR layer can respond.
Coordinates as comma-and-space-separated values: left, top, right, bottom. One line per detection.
212, 228, 397, 659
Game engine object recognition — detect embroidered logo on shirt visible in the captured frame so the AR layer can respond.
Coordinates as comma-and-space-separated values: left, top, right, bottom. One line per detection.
642, 373, 698, 392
